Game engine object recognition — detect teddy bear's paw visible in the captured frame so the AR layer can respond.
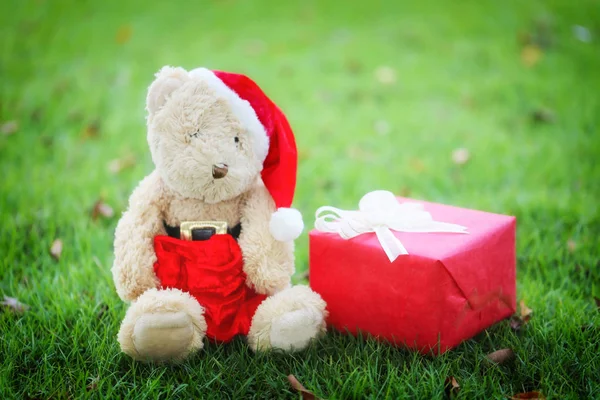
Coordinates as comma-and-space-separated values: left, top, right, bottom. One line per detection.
118, 288, 207, 363
269, 308, 324, 351
247, 285, 328, 352
131, 311, 197, 362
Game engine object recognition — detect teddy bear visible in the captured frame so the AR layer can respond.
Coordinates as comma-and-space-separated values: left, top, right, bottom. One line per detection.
111, 66, 327, 362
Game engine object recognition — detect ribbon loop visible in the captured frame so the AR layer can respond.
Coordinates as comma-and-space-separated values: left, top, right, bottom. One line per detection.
314, 191, 468, 262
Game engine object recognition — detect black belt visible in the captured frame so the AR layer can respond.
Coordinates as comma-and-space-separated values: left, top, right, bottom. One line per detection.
164, 221, 242, 241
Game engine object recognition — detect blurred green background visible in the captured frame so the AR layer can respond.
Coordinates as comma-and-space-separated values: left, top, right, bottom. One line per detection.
1, 0, 599, 398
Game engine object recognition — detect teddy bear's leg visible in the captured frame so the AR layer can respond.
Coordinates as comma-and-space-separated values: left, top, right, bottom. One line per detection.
247, 285, 327, 352
117, 288, 207, 362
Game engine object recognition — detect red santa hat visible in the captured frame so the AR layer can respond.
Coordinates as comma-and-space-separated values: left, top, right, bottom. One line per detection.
188, 68, 303, 242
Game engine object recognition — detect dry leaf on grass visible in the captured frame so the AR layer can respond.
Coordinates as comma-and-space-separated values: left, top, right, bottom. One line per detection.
510, 316, 524, 331
461, 94, 476, 109
451, 148, 470, 165
288, 374, 319, 400
520, 300, 533, 321
86, 376, 99, 391
566, 239, 577, 253
399, 186, 411, 197
41, 136, 54, 148
81, 121, 101, 139
108, 155, 136, 174
511, 301, 533, 331
116, 25, 132, 44
374, 66, 397, 85
518, 18, 554, 50
91, 200, 114, 220
1, 120, 18, 136
345, 58, 363, 74
297, 149, 310, 162
521, 45, 542, 67
486, 348, 514, 364
50, 239, 63, 260
444, 376, 460, 396
317, 179, 335, 191
409, 158, 426, 172
531, 108, 555, 124
510, 391, 545, 399
1, 296, 29, 313
31, 108, 43, 122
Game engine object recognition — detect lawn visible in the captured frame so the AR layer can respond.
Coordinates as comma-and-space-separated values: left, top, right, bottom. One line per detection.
1, 0, 599, 398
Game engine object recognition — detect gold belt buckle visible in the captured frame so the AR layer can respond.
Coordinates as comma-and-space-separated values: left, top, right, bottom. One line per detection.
179, 221, 228, 241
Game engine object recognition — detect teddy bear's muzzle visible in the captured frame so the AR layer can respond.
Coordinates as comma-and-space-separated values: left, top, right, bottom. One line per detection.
212, 163, 228, 179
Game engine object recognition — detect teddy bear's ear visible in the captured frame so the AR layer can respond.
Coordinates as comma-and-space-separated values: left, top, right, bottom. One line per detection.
146, 66, 190, 115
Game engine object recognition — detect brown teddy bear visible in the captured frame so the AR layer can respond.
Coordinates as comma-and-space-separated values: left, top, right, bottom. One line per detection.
111, 66, 327, 362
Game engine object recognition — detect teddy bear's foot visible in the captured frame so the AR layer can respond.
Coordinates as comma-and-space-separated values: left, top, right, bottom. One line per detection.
247, 285, 327, 352
269, 307, 323, 350
118, 288, 207, 362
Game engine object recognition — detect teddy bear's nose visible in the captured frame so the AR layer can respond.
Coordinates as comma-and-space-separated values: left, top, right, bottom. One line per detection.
212, 163, 229, 179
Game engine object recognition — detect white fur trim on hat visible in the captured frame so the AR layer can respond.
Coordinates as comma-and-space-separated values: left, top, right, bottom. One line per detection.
188, 68, 269, 162
270, 208, 304, 242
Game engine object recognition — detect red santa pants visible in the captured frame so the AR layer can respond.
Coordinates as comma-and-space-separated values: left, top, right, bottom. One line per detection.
153, 234, 266, 342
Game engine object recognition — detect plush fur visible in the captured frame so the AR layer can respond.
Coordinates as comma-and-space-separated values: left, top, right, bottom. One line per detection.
112, 66, 327, 362
118, 288, 207, 362
247, 285, 327, 352
188, 67, 269, 162
270, 207, 305, 242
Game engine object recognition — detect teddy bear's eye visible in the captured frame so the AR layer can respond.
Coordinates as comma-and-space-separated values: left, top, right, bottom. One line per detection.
234, 136, 239, 143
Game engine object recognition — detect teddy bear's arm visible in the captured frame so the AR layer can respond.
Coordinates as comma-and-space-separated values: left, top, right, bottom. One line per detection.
238, 184, 295, 295
111, 172, 164, 302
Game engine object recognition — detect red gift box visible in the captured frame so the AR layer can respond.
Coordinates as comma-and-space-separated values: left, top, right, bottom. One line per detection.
309, 193, 516, 354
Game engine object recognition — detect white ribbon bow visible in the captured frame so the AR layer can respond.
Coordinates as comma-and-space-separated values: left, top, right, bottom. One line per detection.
314, 190, 468, 262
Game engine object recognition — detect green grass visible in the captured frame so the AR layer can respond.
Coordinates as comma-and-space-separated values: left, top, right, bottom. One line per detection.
1, 0, 599, 398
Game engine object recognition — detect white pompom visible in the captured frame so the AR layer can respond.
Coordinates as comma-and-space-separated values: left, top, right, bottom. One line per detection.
269, 208, 304, 242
